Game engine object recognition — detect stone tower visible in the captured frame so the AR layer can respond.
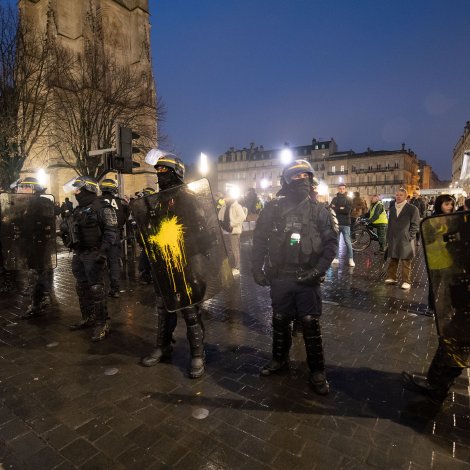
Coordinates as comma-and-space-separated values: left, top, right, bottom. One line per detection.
19, 0, 157, 201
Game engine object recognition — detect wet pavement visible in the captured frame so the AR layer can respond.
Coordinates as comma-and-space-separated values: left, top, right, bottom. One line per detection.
0, 238, 469, 469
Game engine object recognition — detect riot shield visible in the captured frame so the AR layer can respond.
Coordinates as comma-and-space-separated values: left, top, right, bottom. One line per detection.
0, 193, 57, 270
421, 211, 470, 367
130, 178, 233, 312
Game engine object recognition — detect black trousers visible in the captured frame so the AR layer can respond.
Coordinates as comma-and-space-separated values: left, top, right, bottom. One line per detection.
71, 249, 107, 322
107, 243, 121, 289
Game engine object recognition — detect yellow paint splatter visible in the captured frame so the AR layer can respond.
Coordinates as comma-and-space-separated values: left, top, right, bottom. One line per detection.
148, 215, 192, 302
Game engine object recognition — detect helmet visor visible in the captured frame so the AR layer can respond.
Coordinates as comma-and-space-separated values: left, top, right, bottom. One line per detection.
145, 149, 168, 166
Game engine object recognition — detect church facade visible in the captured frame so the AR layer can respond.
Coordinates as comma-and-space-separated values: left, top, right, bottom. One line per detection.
19, 0, 158, 201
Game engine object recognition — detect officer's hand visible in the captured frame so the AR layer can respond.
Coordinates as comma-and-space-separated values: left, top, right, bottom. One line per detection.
297, 269, 323, 286
95, 253, 107, 265
253, 269, 269, 286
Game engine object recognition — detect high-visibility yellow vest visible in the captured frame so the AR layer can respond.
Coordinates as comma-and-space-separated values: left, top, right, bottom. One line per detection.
370, 201, 388, 225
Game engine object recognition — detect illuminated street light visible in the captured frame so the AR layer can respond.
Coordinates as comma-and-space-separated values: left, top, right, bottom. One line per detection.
317, 182, 329, 196
226, 183, 241, 199
280, 148, 293, 165
36, 168, 47, 187
347, 191, 354, 198
260, 178, 269, 189
199, 152, 209, 177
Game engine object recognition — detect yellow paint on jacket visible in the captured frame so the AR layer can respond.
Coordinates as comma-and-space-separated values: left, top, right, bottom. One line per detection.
148, 216, 192, 302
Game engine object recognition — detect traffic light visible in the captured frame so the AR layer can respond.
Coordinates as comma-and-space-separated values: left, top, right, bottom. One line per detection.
115, 125, 140, 174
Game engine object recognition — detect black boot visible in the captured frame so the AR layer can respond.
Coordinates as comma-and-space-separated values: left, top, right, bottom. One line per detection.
69, 316, 96, 330
70, 282, 96, 330
142, 310, 174, 367
89, 284, 110, 342
261, 312, 291, 376
403, 343, 464, 404
91, 320, 111, 342
185, 308, 205, 379
108, 283, 120, 298
401, 372, 447, 404
303, 315, 329, 395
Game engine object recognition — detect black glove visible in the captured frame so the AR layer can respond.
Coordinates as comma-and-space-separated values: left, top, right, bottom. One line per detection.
297, 268, 323, 286
95, 253, 107, 265
253, 269, 269, 286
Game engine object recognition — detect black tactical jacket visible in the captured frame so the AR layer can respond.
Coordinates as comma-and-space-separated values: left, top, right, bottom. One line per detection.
252, 196, 338, 277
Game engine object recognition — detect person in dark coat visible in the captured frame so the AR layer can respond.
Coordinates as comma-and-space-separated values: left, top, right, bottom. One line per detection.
384, 188, 420, 290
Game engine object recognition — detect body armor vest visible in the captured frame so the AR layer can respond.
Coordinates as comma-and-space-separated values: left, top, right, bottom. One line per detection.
102, 195, 128, 228
74, 199, 106, 249
269, 198, 323, 270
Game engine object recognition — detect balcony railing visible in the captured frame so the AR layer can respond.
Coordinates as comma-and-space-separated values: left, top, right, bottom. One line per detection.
352, 168, 398, 173
327, 171, 348, 176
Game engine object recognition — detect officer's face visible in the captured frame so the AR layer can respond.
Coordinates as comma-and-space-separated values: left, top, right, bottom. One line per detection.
338, 185, 346, 193
291, 172, 310, 180
17, 185, 33, 194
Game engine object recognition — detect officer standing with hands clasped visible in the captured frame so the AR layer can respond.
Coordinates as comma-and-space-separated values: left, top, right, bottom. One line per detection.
61, 176, 118, 341
252, 160, 338, 395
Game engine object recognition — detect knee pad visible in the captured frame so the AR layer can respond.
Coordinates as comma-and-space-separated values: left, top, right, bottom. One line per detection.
302, 314, 321, 332
90, 284, 105, 301
272, 311, 291, 331
182, 306, 199, 327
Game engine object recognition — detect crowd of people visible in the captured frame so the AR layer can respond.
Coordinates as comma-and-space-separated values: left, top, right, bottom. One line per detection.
0, 156, 468, 405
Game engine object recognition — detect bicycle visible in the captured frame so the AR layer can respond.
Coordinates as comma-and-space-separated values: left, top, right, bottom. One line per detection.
351, 218, 379, 251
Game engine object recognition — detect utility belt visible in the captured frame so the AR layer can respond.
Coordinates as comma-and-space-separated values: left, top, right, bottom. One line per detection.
275, 265, 310, 279
75, 246, 99, 254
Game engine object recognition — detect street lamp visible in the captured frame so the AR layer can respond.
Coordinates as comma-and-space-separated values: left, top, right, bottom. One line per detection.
280, 148, 293, 166
260, 178, 269, 190
36, 168, 47, 187
199, 152, 209, 177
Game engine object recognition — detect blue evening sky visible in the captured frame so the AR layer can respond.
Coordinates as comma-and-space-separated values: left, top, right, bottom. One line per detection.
150, 0, 470, 180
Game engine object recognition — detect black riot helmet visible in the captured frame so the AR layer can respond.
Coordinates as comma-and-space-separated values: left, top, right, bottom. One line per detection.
280, 160, 316, 187
145, 149, 185, 190
63, 175, 99, 194
145, 149, 185, 182
11, 177, 45, 194
99, 178, 118, 196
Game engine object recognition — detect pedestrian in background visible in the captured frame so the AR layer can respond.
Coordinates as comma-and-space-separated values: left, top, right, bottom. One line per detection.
384, 188, 420, 290
410, 188, 426, 245
218, 191, 247, 276
351, 191, 368, 227
330, 183, 354, 266
365, 194, 388, 254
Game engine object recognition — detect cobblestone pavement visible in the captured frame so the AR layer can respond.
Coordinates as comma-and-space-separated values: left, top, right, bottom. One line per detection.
0, 239, 469, 469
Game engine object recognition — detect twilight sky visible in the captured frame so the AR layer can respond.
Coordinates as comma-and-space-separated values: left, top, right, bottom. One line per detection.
149, 0, 470, 181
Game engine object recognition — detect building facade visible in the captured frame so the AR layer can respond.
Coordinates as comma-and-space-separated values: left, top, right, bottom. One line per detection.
452, 120, 470, 193
217, 138, 421, 203
19, 0, 157, 201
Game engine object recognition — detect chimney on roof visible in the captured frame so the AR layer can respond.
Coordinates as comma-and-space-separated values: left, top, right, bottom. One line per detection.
401, 143, 405, 151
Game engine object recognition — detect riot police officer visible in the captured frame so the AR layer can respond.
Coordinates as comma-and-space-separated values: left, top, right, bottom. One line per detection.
252, 160, 338, 395
137, 151, 206, 378
61, 175, 118, 341
11, 177, 55, 318
99, 178, 130, 298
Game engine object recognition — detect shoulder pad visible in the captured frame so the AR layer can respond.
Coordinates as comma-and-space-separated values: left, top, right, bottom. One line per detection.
327, 206, 339, 234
